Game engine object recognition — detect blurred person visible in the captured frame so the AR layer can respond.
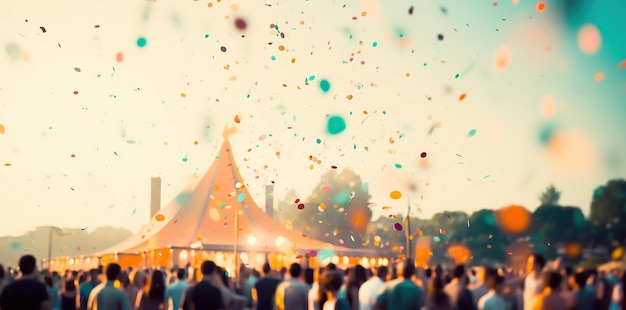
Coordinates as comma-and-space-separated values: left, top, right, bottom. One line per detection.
530, 271, 566, 310
164, 268, 188, 310
470, 267, 490, 304
320, 270, 349, 310
126, 270, 146, 308
523, 254, 546, 310
477, 275, 506, 310
45, 275, 61, 310
275, 263, 308, 310
309, 266, 326, 310
212, 266, 245, 310
181, 260, 223, 310
0, 254, 53, 310
375, 260, 424, 310
244, 268, 259, 308
135, 269, 165, 310
61, 280, 78, 310
79, 269, 101, 310
443, 264, 475, 310
425, 276, 452, 310
344, 265, 367, 310
598, 271, 614, 310
358, 265, 388, 310
252, 263, 281, 310
91, 263, 131, 310
0, 264, 6, 297
304, 268, 315, 289
570, 272, 597, 310
609, 271, 623, 310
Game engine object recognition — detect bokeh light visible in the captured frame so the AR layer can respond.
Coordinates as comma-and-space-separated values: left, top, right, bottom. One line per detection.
564, 242, 582, 258
540, 95, 556, 119
577, 24, 602, 55
493, 46, 512, 71
611, 246, 624, 261
546, 131, 597, 177
447, 245, 472, 264
494, 205, 531, 235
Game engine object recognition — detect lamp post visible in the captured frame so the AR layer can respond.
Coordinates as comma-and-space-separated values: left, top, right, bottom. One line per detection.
47, 226, 65, 270
405, 198, 412, 262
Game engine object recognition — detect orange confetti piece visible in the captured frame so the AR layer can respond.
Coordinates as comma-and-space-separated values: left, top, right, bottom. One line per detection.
459, 93, 467, 101
347, 94, 353, 100
291, 58, 296, 63
361, 11, 367, 17
278, 45, 285, 51
116, 52, 124, 62
4, 163, 11, 167
155, 214, 165, 221
180, 93, 186, 97
275, 151, 280, 157
208, 2, 213, 7
0, 124, 5, 134
536, 1, 546, 11
594, 72, 604, 82
73, 91, 79, 95
234, 114, 241, 123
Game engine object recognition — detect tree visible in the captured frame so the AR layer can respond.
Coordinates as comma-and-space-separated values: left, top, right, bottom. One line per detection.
539, 184, 561, 206
275, 168, 372, 248
530, 205, 588, 260
590, 179, 626, 244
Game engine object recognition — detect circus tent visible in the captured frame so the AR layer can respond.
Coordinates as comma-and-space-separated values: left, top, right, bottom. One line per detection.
47, 129, 385, 272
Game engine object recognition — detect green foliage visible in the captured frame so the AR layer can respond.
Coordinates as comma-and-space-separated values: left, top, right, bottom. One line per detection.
590, 179, 626, 243
539, 184, 561, 206
274, 168, 372, 248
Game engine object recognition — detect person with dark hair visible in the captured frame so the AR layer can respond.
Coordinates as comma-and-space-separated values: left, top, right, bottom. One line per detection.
359, 266, 388, 310
90, 263, 131, 310
375, 260, 423, 310
181, 261, 223, 310
470, 267, 491, 305
135, 269, 165, 309
309, 266, 327, 310
44, 274, 61, 310
61, 279, 78, 310
477, 275, 506, 310
344, 265, 367, 310
164, 268, 189, 310
252, 263, 281, 310
275, 263, 308, 310
304, 268, 315, 288
569, 272, 596, 310
79, 269, 101, 310
0, 254, 53, 310
530, 271, 566, 310
320, 270, 350, 310
443, 264, 476, 310
0, 264, 6, 297
425, 276, 452, 310
243, 268, 259, 308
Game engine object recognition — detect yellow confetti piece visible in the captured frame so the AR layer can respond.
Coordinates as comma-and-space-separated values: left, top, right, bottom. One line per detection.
180, 93, 186, 97
0, 124, 5, 134
155, 214, 165, 221
389, 191, 402, 199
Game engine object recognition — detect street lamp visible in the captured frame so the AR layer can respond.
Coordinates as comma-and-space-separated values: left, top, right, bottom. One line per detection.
47, 226, 67, 270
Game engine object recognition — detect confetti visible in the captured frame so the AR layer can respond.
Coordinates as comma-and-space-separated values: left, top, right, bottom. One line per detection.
234, 18, 247, 30
459, 93, 467, 101
389, 190, 402, 199
437, 34, 444, 41
326, 115, 346, 134
394, 223, 403, 231
155, 214, 165, 221
578, 24, 602, 55
40, 26, 47, 33
136, 37, 147, 47
420, 152, 427, 158
116, 52, 124, 62
467, 129, 477, 137
408, 6, 414, 15
220, 46, 227, 52
0, 124, 5, 134
319, 79, 330, 92
74, 67, 81, 72
536, 1, 546, 12
237, 192, 245, 202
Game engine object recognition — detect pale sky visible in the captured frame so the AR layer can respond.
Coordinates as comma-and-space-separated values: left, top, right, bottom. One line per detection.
1, 0, 625, 237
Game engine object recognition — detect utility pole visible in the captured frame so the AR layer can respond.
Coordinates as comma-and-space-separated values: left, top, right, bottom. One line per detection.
234, 211, 240, 284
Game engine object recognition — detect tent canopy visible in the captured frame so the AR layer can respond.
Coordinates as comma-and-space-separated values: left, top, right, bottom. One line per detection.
95, 129, 382, 258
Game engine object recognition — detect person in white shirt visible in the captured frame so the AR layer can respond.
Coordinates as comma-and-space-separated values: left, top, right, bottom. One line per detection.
523, 254, 546, 310
478, 275, 507, 310
358, 266, 388, 310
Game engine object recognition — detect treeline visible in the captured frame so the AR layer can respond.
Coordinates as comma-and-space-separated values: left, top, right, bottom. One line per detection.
276, 169, 626, 268
0, 226, 132, 267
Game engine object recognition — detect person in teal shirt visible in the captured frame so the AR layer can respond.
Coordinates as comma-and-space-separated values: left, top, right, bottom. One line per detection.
375, 260, 423, 310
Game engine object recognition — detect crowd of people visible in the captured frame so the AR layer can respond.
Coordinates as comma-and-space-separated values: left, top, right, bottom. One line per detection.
0, 253, 624, 310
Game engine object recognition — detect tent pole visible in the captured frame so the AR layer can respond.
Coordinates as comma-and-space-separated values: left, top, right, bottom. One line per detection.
234, 213, 239, 283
